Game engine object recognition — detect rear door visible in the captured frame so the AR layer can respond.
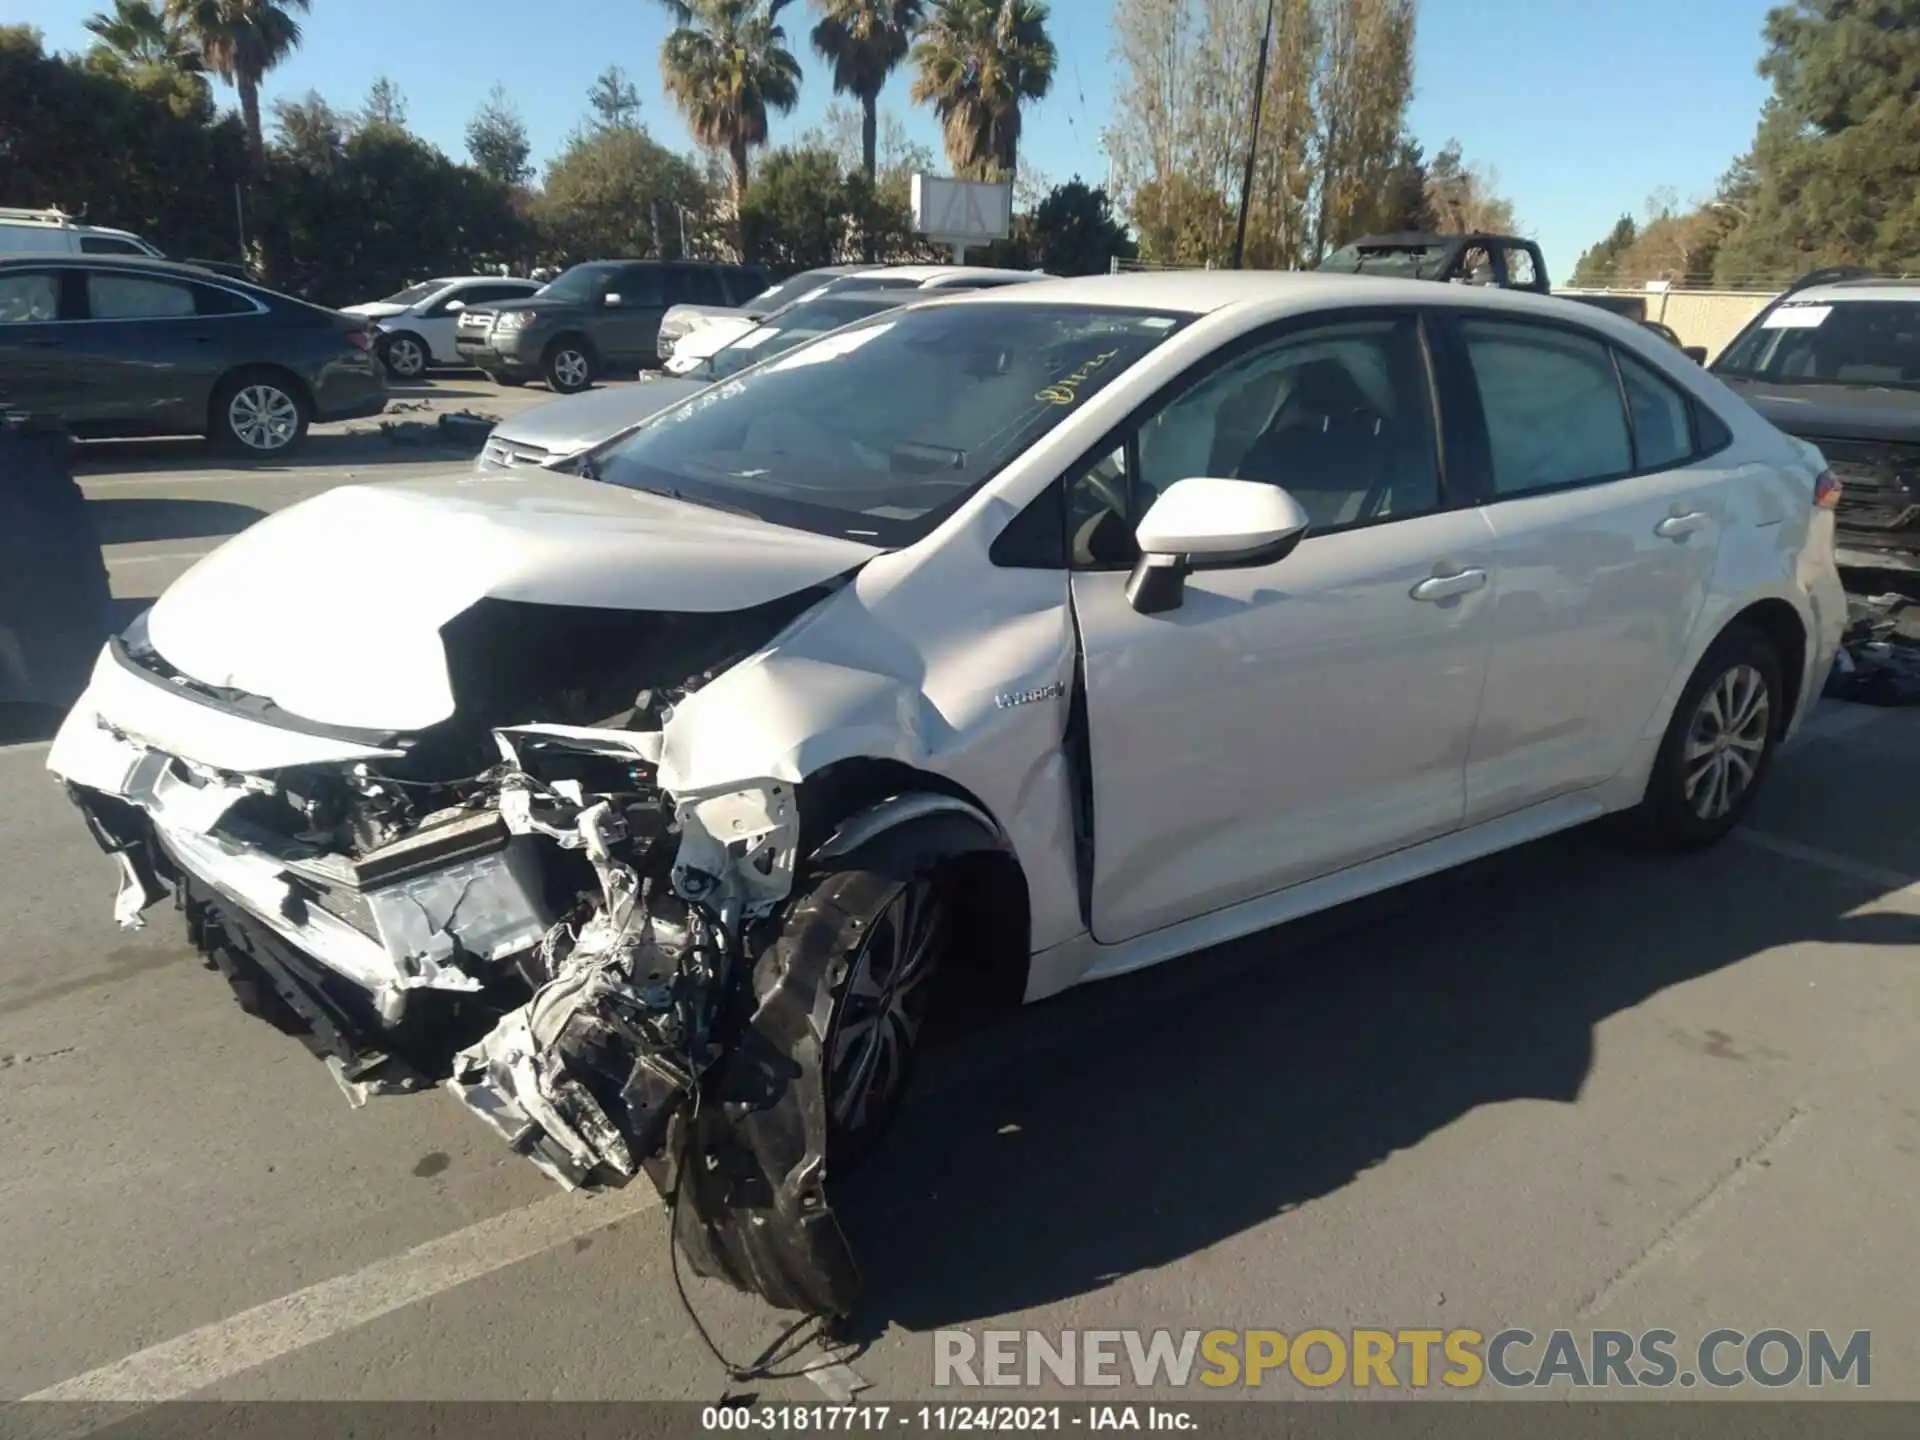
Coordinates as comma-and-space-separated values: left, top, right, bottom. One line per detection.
0, 267, 80, 419
1440, 313, 1733, 821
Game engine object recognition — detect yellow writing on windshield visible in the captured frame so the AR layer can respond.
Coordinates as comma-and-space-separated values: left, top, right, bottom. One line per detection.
1036, 348, 1123, 406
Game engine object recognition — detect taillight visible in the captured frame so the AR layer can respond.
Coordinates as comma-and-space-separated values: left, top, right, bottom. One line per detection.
344, 328, 374, 353
1814, 468, 1843, 510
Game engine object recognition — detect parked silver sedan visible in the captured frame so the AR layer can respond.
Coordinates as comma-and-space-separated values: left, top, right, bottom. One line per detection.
477, 288, 914, 472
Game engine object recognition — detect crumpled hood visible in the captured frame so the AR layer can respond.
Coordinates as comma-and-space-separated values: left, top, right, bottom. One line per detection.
146, 469, 881, 734
489, 378, 708, 457
338, 301, 409, 319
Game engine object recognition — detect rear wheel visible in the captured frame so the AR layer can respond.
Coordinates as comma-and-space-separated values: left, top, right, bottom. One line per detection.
211, 370, 310, 455
543, 338, 594, 394
1634, 624, 1784, 849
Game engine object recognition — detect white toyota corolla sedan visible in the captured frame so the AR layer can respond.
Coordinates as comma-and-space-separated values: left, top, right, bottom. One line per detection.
47, 272, 1847, 1316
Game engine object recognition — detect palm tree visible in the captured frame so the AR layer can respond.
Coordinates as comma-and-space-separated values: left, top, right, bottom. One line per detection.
909, 0, 1055, 181
809, 0, 922, 183
85, 0, 204, 76
163, 0, 311, 165
658, 0, 803, 213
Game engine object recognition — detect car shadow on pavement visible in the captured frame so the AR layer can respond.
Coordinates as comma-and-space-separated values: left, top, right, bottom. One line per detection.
834, 819, 1920, 1336
87, 496, 265, 545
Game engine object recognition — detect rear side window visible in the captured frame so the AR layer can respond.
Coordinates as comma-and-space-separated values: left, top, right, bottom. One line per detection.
667, 265, 723, 306
613, 265, 664, 306
1459, 318, 1632, 495
1615, 351, 1694, 469
721, 267, 767, 304
0, 271, 61, 323
191, 283, 258, 316
87, 272, 195, 319
81, 235, 150, 255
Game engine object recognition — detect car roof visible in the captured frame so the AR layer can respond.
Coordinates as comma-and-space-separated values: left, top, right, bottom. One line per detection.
0, 253, 240, 280
1778, 279, 1920, 305
918, 268, 1600, 319
848, 264, 1044, 285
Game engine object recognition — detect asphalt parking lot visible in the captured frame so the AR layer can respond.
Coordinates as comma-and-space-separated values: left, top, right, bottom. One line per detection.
3, 382, 1919, 1411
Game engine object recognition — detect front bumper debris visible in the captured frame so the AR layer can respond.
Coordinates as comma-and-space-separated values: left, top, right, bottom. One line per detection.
50, 692, 862, 1316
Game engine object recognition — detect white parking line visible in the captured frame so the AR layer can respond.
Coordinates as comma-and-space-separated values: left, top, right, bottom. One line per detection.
22, 1183, 661, 1404
1734, 827, 1918, 893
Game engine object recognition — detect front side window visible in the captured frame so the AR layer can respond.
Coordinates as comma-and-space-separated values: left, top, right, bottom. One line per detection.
1715, 300, 1920, 391
0, 271, 61, 323
1460, 318, 1632, 495
612, 265, 665, 307
537, 264, 618, 302
1133, 316, 1441, 532
594, 303, 1188, 544
87, 273, 195, 320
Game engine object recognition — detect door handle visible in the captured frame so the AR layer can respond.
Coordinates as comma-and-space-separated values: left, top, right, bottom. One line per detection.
1656, 510, 1710, 540
1410, 568, 1488, 602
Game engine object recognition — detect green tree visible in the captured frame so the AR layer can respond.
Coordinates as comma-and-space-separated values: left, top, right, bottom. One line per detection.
538, 124, 717, 263
358, 75, 408, 135
272, 90, 346, 171
657, 0, 803, 211
466, 84, 533, 187
163, 0, 310, 166
1368, 137, 1435, 235
84, 0, 204, 78
809, 0, 923, 183
1130, 171, 1234, 266
1424, 139, 1517, 236
1023, 177, 1134, 274
587, 64, 643, 130
740, 145, 856, 269
1712, 0, 1920, 284
910, 0, 1056, 181
1571, 213, 1638, 287
1, 24, 249, 259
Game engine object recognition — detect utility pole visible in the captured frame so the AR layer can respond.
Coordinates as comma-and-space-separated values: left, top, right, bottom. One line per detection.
1231, 0, 1278, 270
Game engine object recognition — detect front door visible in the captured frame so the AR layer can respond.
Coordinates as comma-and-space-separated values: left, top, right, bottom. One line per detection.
1069, 313, 1498, 945
1442, 315, 1730, 821
600, 264, 669, 365
0, 268, 78, 419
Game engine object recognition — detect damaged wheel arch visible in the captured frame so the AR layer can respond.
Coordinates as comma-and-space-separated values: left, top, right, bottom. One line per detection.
673, 785, 1031, 1317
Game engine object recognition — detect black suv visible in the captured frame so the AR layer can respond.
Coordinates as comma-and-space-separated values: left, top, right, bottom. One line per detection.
1712, 269, 1920, 572
455, 259, 767, 393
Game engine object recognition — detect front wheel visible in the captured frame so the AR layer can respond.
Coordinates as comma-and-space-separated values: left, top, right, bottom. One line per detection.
1634, 623, 1784, 849
543, 339, 594, 394
379, 331, 428, 380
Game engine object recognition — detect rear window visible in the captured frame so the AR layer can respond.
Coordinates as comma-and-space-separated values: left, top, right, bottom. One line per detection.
1716, 299, 1920, 391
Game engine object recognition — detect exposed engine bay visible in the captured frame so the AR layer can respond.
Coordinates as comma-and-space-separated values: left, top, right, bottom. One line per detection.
56, 589, 865, 1317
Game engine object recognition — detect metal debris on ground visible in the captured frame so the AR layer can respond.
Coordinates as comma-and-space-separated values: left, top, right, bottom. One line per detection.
1825, 591, 1920, 705
372, 409, 502, 451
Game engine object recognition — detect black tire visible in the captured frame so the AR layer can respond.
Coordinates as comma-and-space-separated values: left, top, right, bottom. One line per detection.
378, 330, 429, 380
209, 369, 311, 455
794, 862, 948, 1170
542, 337, 595, 394
1633, 623, 1784, 850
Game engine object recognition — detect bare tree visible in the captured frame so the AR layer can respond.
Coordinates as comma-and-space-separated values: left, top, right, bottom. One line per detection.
1425, 139, 1518, 235
1309, 0, 1414, 257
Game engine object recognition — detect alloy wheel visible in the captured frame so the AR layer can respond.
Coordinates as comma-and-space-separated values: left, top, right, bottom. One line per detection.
228, 384, 300, 452
827, 877, 942, 1137
386, 336, 425, 378
1684, 663, 1770, 821
552, 348, 590, 390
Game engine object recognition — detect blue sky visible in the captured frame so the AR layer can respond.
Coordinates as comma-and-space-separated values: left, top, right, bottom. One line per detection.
16, 0, 1776, 276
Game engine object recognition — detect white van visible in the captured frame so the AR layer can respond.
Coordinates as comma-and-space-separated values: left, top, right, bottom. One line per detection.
0, 207, 165, 258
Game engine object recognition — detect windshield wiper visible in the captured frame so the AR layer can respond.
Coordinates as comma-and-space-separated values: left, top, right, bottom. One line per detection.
634, 485, 761, 520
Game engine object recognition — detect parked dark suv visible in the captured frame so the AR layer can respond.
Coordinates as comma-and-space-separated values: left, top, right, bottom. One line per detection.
0, 256, 386, 454
1712, 269, 1920, 572
455, 259, 767, 393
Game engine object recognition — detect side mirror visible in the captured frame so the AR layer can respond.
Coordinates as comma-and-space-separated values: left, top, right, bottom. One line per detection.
1683, 345, 1708, 365
444, 299, 465, 314
603, 292, 623, 307
1125, 477, 1312, 615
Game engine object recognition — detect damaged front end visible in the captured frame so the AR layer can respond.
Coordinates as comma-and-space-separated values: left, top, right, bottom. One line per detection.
52, 596, 862, 1317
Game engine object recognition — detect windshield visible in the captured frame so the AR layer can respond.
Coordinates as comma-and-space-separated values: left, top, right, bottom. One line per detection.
700, 294, 904, 381
538, 264, 617, 302
1715, 299, 1920, 391
380, 281, 444, 305
1320, 243, 1447, 280
594, 302, 1189, 545
744, 268, 848, 313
